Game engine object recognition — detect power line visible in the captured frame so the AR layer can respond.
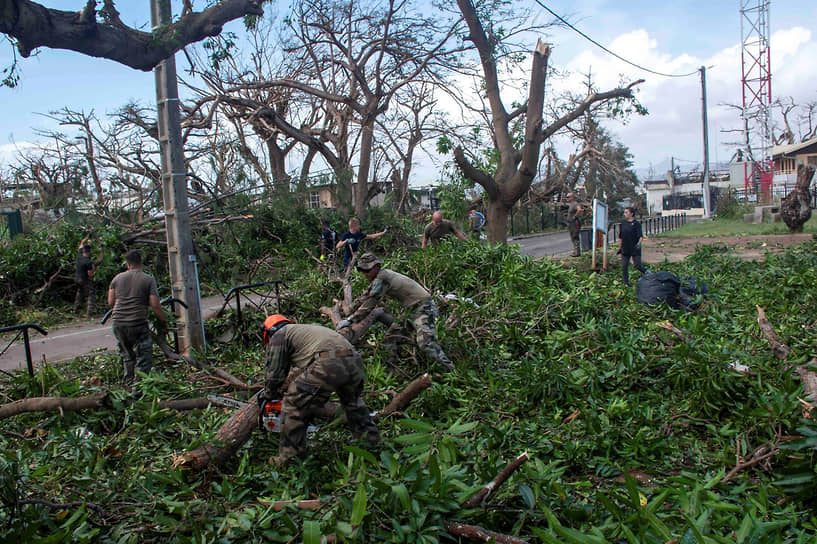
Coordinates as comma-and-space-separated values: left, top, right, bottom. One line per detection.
534, 0, 699, 79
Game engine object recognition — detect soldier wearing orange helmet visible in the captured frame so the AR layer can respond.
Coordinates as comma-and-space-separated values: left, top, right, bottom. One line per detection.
259, 314, 380, 466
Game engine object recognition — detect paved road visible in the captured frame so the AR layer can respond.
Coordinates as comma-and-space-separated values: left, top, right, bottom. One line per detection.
510, 231, 574, 258
0, 292, 273, 375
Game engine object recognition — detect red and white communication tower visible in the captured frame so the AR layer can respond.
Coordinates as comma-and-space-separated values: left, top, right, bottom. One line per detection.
740, 0, 773, 197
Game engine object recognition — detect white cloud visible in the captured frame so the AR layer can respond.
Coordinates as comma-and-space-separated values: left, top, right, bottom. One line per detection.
551, 24, 817, 174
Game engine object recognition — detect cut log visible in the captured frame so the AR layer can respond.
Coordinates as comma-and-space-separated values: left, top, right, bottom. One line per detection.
462, 452, 530, 509
173, 392, 262, 470
376, 373, 432, 419
780, 164, 815, 233
0, 393, 109, 420
756, 305, 791, 360
443, 521, 528, 543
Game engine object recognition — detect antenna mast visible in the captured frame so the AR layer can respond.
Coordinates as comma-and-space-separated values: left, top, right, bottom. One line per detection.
740, 0, 772, 200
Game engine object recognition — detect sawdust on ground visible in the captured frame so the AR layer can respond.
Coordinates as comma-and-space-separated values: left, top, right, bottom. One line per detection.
640, 233, 814, 264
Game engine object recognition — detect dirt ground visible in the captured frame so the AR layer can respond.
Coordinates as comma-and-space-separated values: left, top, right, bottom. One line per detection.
640, 233, 814, 264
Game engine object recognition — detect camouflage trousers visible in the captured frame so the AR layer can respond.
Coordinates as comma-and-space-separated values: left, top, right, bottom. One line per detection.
278, 353, 379, 463
385, 300, 452, 371
568, 221, 581, 256
73, 280, 94, 317
112, 322, 154, 386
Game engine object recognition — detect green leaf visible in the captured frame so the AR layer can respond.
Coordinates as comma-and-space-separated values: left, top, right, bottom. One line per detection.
519, 484, 535, 509
400, 419, 436, 433
350, 483, 367, 526
392, 483, 411, 510
303, 520, 321, 544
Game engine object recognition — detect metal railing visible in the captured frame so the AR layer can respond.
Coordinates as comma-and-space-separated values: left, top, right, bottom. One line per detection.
0, 323, 48, 377
606, 213, 688, 243
221, 280, 285, 330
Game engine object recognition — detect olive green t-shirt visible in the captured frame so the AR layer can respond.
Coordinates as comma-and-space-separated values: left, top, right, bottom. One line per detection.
109, 270, 159, 325
423, 220, 459, 244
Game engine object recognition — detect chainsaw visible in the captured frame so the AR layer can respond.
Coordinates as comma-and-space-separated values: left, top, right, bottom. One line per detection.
206, 395, 316, 434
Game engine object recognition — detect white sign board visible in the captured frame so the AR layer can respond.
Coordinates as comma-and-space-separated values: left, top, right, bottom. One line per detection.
592, 199, 608, 233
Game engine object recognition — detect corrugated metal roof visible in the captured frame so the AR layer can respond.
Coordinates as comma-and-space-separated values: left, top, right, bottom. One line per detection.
772, 136, 817, 157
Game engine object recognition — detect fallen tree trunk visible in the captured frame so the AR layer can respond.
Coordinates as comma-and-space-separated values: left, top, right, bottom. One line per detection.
319, 306, 394, 346
756, 305, 791, 360
0, 393, 109, 420
443, 521, 528, 544
173, 391, 262, 470
462, 452, 530, 509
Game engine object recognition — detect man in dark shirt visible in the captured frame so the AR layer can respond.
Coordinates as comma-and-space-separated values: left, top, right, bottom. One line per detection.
422, 211, 467, 248
618, 207, 647, 287
74, 234, 101, 317
335, 217, 387, 272
107, 250, 168, 386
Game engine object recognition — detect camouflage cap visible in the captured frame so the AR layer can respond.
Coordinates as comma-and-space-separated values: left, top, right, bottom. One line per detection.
356, 253, 383, 271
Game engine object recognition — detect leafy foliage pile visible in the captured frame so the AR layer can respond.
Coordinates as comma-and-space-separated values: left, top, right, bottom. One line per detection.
2, 238, 817, 542
0, 199, 407, 328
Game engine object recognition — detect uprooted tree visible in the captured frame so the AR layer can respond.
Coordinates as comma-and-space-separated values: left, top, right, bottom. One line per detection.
451, 0, 644, 243
780, 164, 815, 233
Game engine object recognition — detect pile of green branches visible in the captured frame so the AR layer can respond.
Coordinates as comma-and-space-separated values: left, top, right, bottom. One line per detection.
2, 239, 816, 542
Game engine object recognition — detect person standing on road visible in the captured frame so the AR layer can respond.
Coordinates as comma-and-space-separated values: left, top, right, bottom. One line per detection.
74, 234, 102, 317
259, 315, 380, 466
566, 193, 584, 257
422, 211, 467, 248
618, 207, 647, 287
336, 217, 387, 273
107, 250, 168, 386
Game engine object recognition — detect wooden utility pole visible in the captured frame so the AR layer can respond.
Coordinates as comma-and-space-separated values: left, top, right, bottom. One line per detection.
151, 0, 205, 355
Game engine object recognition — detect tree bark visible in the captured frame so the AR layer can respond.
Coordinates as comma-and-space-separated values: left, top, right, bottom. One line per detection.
2, 0, 264, 70
462, 452, 530, 509
376, 373, 432, 419
756, 305, 791, 360
173, 391, 263, 470
0, 393, 109, 420
443, 521, 528, 544
780, 164, 814, 233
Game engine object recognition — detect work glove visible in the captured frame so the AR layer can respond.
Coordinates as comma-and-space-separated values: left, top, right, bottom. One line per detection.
616, 248, 622, 255
336, 319, 352, 330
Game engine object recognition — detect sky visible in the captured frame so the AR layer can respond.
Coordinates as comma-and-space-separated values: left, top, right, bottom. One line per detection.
2, 1, 816, 184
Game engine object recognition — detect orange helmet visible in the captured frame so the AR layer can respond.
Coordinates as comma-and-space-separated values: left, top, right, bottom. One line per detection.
263, 314, 292, 344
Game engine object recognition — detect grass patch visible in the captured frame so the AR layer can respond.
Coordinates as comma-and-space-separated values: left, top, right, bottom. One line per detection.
654, 215, 817, 238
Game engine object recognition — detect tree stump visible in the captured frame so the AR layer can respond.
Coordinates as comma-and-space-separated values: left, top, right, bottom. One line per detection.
780, 164, 815, 233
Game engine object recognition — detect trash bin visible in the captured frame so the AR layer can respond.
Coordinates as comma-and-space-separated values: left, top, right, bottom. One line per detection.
580, 228, 593, 251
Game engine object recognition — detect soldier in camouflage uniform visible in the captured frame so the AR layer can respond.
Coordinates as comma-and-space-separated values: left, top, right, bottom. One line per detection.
566, 193, 584, 257
338, 253, 454, 372
260, 315, 380, 466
